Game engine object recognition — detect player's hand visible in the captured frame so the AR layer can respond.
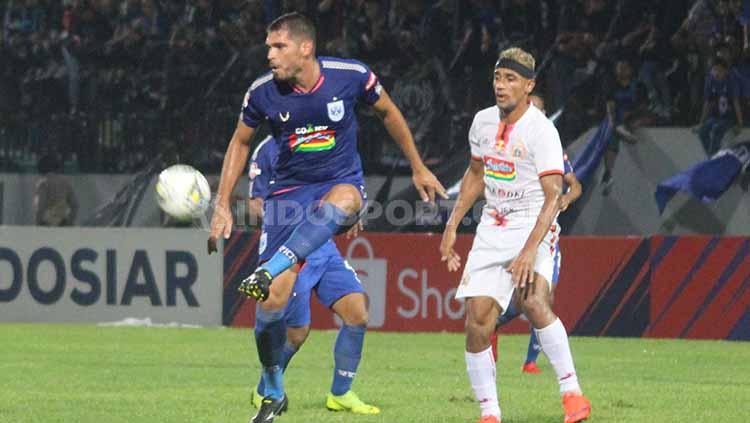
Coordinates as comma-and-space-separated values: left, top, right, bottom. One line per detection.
346, 220, 364, 239
440, 228, 462, 272
560, 194, 572, 212
413, 166, 448, 204
508, 248, 536, 289
208, 203, 233, 254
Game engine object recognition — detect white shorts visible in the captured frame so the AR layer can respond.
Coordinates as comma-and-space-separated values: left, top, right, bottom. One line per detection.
455, 222, 560, 312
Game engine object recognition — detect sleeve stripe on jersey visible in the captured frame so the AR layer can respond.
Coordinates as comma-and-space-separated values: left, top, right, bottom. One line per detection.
321, 60, 368, 74
365, 72, 377, 90
249, 73, 274, 92
471, 154, 483, 161
538, 170, 564, 177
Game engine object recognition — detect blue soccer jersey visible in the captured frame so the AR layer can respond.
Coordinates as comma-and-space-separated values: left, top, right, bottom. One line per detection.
248, 134, 339, 262
562, 151, 575, 194
563, 152, 573, 175
248, 136, 278, 199
247, 134, 363, 326
241, 56, 382, 192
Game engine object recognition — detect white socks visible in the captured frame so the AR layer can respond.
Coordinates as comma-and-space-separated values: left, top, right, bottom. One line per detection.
535, 318, 581, 394
465, 347, 501, 419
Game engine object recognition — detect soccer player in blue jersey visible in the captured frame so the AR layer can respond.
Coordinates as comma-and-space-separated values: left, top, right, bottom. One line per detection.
491, 94, 582, 374
208, 12, 446, 423
245, 136, 377, 414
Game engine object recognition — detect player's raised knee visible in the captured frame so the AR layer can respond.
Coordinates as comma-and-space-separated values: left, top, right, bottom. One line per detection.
323, 184, 362, 214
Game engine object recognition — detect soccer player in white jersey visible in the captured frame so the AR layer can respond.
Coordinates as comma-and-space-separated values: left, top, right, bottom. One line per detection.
440, 48, 591, 423
491, 93, 583, 374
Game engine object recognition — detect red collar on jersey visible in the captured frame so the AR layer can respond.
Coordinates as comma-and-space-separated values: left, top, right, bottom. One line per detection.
292, 74, 325, 94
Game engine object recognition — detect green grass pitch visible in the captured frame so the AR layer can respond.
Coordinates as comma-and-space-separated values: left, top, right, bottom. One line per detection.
1, 324, 749, 422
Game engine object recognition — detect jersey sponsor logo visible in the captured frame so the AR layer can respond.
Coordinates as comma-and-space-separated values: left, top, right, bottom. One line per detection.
289, 124, 336, 152
279, 111, 290, 122
483, 156, 517, 181
487, 186, 525, 199
327, 99, 345, 122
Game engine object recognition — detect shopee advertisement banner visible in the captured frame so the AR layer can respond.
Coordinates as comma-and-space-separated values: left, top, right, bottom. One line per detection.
227, 233, 620, 334
224, 232, 750, 340
228, 232, 473, 332
330, 233, 472, 331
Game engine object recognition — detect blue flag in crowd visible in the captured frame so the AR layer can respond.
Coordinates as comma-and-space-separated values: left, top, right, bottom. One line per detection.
571, 118, 613, 185
655, 142, 750, 214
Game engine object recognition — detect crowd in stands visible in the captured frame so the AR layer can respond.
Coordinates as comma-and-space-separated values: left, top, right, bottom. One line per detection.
2, 0, 750, 173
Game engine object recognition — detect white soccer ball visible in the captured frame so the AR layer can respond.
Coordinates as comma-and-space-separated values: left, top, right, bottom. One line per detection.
155, 164, 211, 221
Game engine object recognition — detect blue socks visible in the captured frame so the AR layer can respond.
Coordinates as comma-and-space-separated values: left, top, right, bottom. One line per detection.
262, 202, 352, 278
257, 342, 298, 396
496, 301, 521, 327
331, 324, 366, 396
525, 328, 542, 364
254, 307, 287, 399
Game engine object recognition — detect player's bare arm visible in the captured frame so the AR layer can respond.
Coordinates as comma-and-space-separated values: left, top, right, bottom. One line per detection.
371, 89, 448, 203
208, 120, 255, 253
508, 174, 562, 288
560, 172, 582, 211
441, 158, 485, 272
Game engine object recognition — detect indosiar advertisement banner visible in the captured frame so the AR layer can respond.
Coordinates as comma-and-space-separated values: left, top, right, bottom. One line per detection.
0, 226, 222, 326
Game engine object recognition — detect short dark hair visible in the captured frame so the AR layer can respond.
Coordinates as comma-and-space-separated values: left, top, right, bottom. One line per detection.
267, 12, 316, 45
713, 58, 729, 69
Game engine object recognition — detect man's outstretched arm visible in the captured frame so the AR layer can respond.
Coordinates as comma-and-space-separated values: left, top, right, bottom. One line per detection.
371, 89, 448, 203
208, 120, 256, 253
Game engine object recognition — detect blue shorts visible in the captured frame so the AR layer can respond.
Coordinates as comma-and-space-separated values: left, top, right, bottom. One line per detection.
282, 249, 364, 327
551, 243, 561, 286
259, 177, 366, 263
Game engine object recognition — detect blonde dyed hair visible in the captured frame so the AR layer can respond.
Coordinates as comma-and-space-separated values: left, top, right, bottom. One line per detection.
498, 47, 536, 72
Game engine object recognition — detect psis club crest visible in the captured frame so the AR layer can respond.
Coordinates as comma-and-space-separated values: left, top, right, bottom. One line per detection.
327, 99, 345, 122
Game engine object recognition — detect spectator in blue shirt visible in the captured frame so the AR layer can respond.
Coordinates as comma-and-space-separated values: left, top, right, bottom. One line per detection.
696, 58, 744, 155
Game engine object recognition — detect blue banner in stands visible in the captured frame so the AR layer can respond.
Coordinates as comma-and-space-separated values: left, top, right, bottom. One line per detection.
655, 142, 750, 214
570, 119, 613, 185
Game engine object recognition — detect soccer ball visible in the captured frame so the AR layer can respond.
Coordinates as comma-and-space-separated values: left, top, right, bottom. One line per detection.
155, 164, 211, 221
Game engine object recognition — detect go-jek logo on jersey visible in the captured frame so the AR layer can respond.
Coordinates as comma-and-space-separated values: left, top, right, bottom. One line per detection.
483, 156, 516, 181
289, 124, 336, 152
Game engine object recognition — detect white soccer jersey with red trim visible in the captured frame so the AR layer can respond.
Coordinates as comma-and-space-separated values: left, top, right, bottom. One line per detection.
468, 104, 564, 228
